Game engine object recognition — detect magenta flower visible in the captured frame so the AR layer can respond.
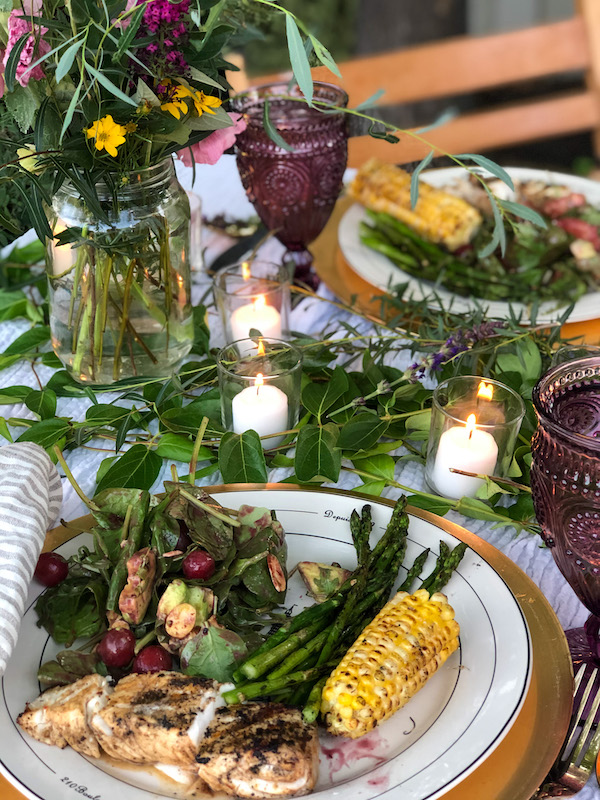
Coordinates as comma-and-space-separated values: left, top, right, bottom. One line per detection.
178, 113, 247, 167
3, 4, 50, 90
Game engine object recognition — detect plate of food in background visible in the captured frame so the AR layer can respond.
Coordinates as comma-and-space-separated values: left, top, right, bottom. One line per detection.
338, 162, 600, 324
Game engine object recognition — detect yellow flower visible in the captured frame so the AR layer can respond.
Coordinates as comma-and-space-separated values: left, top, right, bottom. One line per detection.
124, 121, 138, 133
160, 84, 193, 120
85, 115, 127, 158
192, 90, 222, 117
16, 144, 42, 173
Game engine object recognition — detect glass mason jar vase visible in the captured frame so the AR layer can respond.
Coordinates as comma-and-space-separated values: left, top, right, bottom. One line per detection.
46, 159, 193, 384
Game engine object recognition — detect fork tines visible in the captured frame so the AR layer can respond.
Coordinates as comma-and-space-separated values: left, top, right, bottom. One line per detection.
559, 664, 600, 769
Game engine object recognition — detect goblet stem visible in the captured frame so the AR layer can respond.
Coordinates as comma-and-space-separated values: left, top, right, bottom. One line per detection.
565, 614, 600, 667
285, 248, 319, 291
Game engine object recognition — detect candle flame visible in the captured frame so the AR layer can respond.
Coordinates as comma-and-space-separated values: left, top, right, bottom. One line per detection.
241, 261, 251, 281
255, 373, 264, 392
257, 340, 265, 356
477, 381, 494, 402
253, 294, 266, 312
466, 413, 477, 440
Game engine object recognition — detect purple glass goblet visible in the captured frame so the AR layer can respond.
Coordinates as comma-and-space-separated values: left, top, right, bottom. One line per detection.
531, 356, 600, 666
232, 82, 349, 290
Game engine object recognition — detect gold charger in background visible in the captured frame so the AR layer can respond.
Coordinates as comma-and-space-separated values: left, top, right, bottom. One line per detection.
0, 486, 573, 800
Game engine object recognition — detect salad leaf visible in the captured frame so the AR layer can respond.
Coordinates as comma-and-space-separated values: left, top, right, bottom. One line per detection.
163, 483, 233, 560
180, 620, 247, 682
37, 650, 102, 687
36, 577, 107, 646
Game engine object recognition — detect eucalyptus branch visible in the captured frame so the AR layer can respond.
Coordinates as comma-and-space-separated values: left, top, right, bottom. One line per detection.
52, 445, 99, 511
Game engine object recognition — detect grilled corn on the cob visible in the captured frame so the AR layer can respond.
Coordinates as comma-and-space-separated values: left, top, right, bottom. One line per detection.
320, 588, 459, 738
348, 158, 481, 251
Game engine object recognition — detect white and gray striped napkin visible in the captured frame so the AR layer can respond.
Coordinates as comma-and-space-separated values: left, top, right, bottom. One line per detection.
0, 443, 62, 675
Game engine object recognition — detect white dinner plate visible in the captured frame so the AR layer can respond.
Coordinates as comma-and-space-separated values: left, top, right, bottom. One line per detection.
338, 166, 600, 324
0, 487, 531, 800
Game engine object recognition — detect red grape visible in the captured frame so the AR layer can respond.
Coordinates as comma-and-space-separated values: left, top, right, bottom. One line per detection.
132, 645, 173, 673
34, 553, 68, 587
182, 550, 216, 580
97, 629, 136, 668
176, 530, 192, 552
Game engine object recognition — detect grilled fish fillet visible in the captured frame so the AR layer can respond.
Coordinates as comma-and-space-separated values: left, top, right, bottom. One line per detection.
90, 671, 229, 765
196, 702, 319, 798
17, 673, 112, 758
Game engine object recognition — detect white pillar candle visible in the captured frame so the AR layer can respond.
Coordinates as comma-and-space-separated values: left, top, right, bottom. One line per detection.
231, 373, 289, 449
431, 414, 498, 499
230, 294, 282, 342
51, 221, 77, 276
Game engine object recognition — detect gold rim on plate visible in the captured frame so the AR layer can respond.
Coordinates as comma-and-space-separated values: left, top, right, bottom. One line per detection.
2, 483, 573, 800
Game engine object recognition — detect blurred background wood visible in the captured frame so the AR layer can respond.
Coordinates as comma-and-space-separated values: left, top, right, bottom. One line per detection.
235, 0, 600, 173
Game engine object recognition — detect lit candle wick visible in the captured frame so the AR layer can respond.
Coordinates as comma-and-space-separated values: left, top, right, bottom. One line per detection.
257, 340, 265, 356
255, 372, 264, 396
241, 261, 251, 281
466, 413, 476, 441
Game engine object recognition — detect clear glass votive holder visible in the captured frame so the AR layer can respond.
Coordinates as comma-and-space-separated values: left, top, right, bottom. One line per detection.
213, 261, 292, 345
217, 337, 302, 449
425, 375, 526, 500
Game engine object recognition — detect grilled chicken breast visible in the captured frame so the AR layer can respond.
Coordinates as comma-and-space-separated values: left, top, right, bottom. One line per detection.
196, 702, 319, 798
90, 671, 229, 765
17, 673, 112, 758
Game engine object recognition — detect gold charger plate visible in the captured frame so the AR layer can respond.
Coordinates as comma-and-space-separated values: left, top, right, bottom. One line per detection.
0, 484, 573, 800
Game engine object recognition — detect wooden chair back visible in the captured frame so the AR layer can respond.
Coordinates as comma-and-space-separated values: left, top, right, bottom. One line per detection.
234, 0, 600, 167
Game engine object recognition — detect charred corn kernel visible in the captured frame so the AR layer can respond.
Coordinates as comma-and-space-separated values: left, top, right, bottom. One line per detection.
348, 158, 481, 251
321, 589, 459, 738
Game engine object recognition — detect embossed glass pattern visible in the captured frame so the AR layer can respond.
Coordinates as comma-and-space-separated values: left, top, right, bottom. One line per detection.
531, 357, 600, 661
232, 82, 348, 288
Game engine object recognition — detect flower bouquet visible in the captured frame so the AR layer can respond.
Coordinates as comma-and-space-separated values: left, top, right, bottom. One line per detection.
0, 0, 337, 383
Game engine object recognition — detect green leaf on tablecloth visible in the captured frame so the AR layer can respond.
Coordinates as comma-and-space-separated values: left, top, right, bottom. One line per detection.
338, 413, 389, 452
495, 337, 542, 397
25, 389, 57, 420
0, 290, 30, 322
0, 417, 13, 442
356, 480, 385, 497
40, 352, 63, 368
352, 453, 395, 483
475, 477, 510, 500
406, 494, 453, 517
46, 370, 90, 397
454, 496, 511, 522
3, 325, 50, 355
160, 400, 224, 438
218, 431, 268, 483
0, 385, 32, 404
405, 410, 432, 432
96, 455, 118, 486
95, 444, 162, 493
295, 423, 340, 482
302, 366, 349, 421
85, 404, 134, 428
17, 418, 72, 449
156, 433, 212, 463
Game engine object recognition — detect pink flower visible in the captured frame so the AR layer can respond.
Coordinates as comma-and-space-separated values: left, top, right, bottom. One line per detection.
178, 113, 247, 167
3, 8, 50, 89
114, 0, 138, 30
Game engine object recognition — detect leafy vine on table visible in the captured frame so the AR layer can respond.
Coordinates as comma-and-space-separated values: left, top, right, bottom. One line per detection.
0, 239, 572, 537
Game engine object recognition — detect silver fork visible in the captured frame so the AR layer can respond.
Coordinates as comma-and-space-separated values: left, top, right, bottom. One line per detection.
532, 664, 600, 799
